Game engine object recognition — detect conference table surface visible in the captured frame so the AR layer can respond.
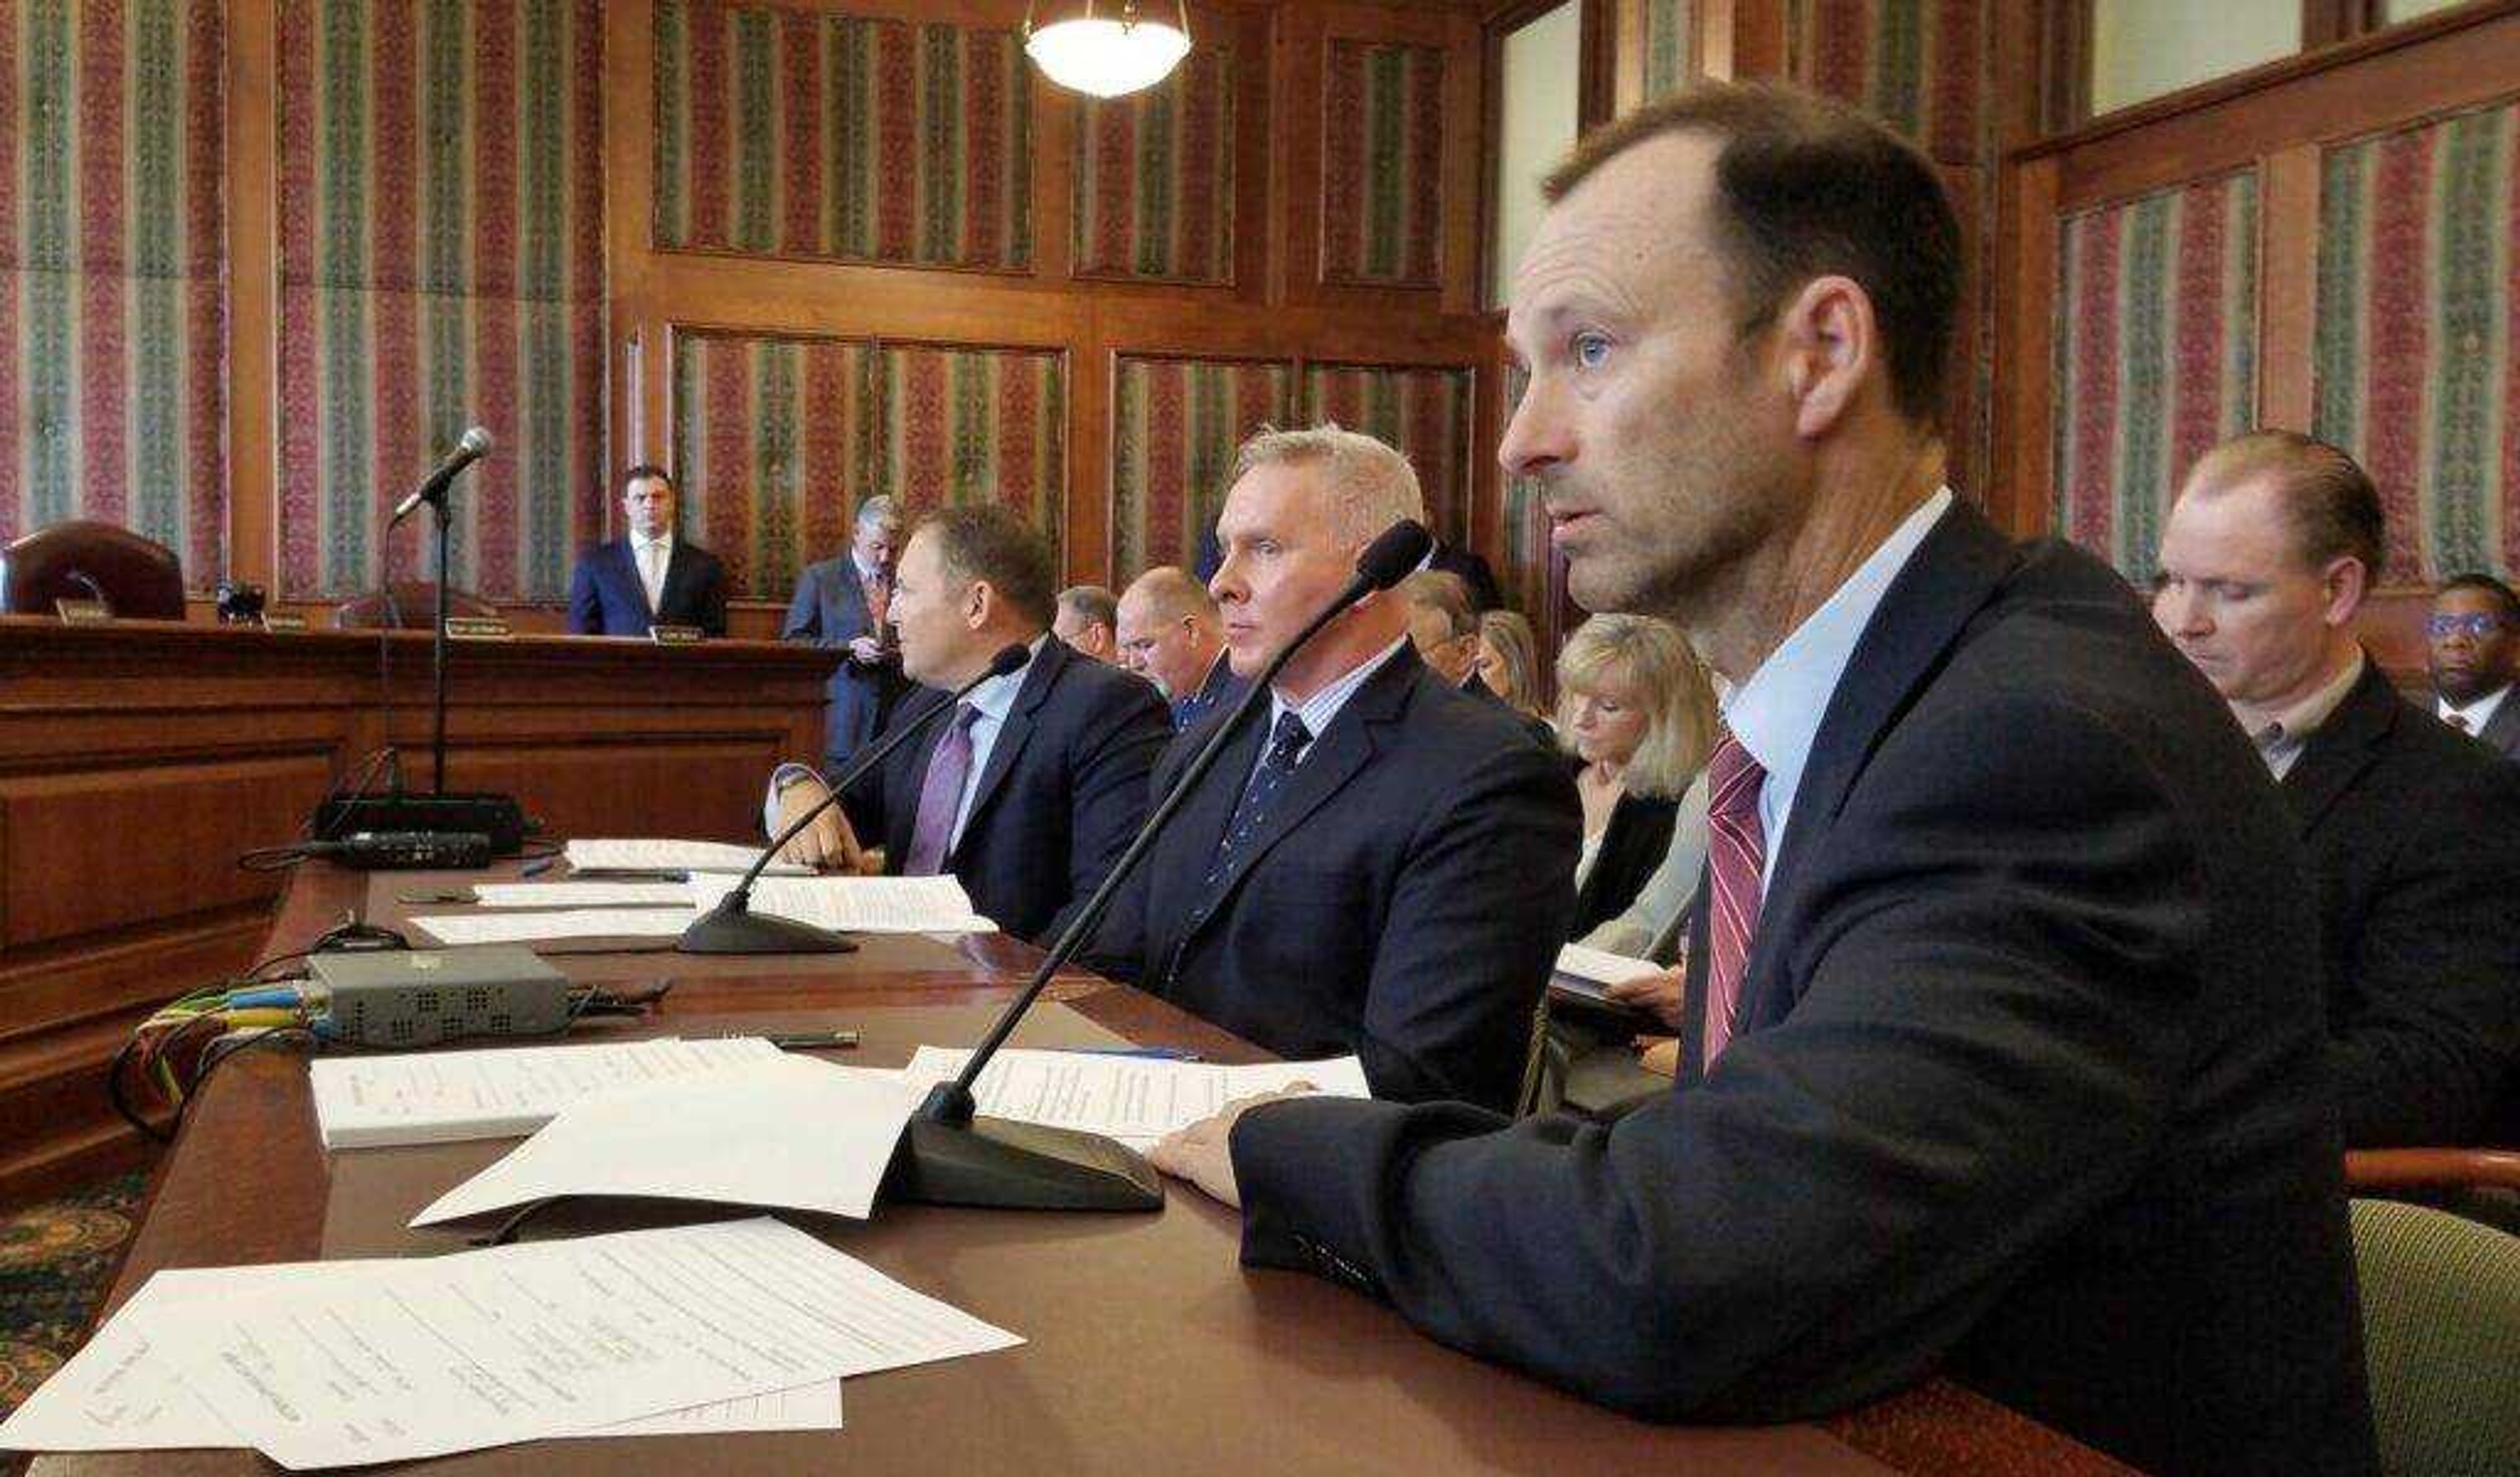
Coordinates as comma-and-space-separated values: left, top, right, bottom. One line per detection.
31, 862, 2127, 1476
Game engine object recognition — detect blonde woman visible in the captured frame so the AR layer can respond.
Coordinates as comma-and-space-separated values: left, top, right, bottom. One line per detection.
1469, 609, 1547, 720
1554, 614, 1719, 939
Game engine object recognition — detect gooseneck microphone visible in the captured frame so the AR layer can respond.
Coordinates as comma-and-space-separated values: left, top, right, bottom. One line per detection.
890, 519, 1435, 1212
389, 427, 494, 528
679, 642, 1032, 956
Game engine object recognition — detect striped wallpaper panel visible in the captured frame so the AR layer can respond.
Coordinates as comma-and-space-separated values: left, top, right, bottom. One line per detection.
2315, 98, 2520, 584
275, 0, 608, 602
1109, 354, 1290, 583
1794, 0, 1983, 163
1299, 362, 1473, 546
2051, 172, 2260, 585
654, 0, 1032, 271
1320, 39, 1443, 289
1500, 361, 1553, 620
872, 343, 1065, 554
1073, 46, 1234, 284
671, 330, 868, 600
1632, 0, 1691, 102
0, 0, 225, 588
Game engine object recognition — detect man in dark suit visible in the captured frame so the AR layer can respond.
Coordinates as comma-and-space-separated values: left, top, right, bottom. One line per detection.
2428, 572, 2520, 760
1150, 84, 2374, 1476
2156, 432, 2520, 1147
767, 505, 1170, 945
784, 495, 906, 771
1116, 565, 1235, 731
565, 465, 729, 636
1093, 427, 1579, 1113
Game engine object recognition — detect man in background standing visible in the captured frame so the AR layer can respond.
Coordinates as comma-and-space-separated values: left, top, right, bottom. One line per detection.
785, 496, 906, 773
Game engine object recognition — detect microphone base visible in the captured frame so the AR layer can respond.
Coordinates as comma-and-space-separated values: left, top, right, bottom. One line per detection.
675, 899, 859, 956
890, 1113, 1164, 1212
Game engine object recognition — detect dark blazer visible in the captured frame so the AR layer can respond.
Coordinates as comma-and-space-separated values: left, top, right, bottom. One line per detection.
840, 637, 1170, 945
1227, 502, 2375, 1476
565, 537, 728, 636
784, 555, 905, 766
2471, 685, 2520, 760
1568, 784, 1679, 939
1463, 672, 1557, 750
1095, 645, 1579, 1113
2281, 658, 2520, 1147
1428, 542, 1504, 612
1169, 651, 1238, 733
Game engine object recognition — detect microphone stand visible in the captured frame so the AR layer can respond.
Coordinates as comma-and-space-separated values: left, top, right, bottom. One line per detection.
890, 521, 1434, 1212
430, 498, 452, 794
679, 644, 1032, 955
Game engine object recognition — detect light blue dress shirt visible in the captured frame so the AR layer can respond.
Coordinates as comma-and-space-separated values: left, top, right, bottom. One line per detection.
1720, 488, 1953, 893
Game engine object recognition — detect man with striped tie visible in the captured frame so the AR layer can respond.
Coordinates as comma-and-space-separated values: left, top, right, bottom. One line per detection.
1150, 83, 2373, 1476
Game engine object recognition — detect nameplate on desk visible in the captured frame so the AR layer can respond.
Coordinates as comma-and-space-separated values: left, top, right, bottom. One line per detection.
444, 616, 514, 641
54, 598, 111, 624
259, 612, 310, 633
648, 624, 705, 645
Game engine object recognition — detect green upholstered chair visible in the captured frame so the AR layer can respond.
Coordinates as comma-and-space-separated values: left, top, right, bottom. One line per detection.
2350, 1196, 2520, 1475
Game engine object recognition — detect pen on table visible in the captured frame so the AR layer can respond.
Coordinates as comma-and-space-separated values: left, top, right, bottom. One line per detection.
743, 1029, 861, 1050
518, 855, 559, 878
1078, 1046, 1202, 1062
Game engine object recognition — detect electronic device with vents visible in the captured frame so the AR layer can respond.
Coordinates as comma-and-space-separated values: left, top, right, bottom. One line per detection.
309, 947, 573, 1048
310, 793, 530, 853
307, 830, 495, 870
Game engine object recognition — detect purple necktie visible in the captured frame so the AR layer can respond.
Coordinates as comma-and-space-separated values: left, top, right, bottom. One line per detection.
903, 704, 982, 875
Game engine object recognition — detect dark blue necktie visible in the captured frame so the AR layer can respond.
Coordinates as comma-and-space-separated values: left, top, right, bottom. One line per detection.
1202, 711, 1312, 893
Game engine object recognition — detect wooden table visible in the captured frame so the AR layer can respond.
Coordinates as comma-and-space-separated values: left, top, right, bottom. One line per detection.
31, 864, 2124, 1475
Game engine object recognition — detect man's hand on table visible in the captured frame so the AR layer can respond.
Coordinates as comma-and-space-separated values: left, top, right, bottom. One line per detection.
773, 776, 881, 873
1148, 1084, 1317, 1209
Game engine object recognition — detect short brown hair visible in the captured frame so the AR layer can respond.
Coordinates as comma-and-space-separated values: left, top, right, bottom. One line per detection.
1397, 569, 1477, 640
620, 463, 675, 494
912, 504, 1058, 627
1542, 81, 1962, 426
2189, 431, 2387, 583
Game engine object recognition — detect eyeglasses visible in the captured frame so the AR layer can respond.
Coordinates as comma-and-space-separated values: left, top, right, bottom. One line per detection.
2427, 613, 2511, 639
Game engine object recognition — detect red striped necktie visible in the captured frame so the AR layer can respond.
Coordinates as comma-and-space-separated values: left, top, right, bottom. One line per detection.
1700, 732, 1769, 1067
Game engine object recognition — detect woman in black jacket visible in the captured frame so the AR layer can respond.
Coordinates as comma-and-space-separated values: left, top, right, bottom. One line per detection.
1555, 614, 1717, 939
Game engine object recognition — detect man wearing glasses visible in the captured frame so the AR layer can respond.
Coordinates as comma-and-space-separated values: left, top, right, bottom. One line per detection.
2429, 574, 2520, 761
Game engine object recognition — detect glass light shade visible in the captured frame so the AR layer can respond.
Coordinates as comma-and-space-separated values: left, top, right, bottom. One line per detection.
1025, 16, 1191, 98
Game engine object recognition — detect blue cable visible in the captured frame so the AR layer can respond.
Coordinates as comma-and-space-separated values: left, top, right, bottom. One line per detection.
227, 986, 304, 1011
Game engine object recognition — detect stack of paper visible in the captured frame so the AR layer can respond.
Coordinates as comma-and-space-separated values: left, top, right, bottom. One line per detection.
686, 873, 999, 934
0, 1218, 1020, 1467
1552, 943, 1667, 1008
407, 907, 696, 945
564, 838, 812, 875
309, 1036, 784, 1148
899, 1047, 1372, 1147
413, 1053, 923, 1226
469, 880, 694, 908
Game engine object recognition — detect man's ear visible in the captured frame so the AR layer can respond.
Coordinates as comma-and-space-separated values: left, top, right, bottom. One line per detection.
1775, 275, 1877, 440
963, 579, 994, 628
2319, 557, 2371, 628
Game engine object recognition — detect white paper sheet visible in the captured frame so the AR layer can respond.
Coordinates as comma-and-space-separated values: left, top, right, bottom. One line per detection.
468, 882, 695, 909
0, 1260, 847, 1453
564, 838, 810, 875
309, 1037, 784, 1149
899, 1048, 1371, 1145
685, 874, 998, 934
145, 1218, 1017, 1469
413, 1055, 921, 1226
1554, 942, 1666, 989
408, 908, 697, 945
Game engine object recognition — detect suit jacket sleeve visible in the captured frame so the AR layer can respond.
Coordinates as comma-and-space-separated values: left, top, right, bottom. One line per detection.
1360, 742, 1578, 1110
782, 568, 824, 643
1231, 693, 2206, 1421
1042, 679, 1172, 945
565, 551, 603, 634
2326, 762, 2520, 1145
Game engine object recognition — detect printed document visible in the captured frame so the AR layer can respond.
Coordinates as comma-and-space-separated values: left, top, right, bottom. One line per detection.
900, 1047, 1370, 1146
408, 908, 696, 945
685, 874, 998, 934
309, 1036, 783, 1149
564, 838, 810, 874
468, 881, 693, 909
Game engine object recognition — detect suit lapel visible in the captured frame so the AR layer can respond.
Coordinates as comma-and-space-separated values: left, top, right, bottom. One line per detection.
605, 541, 650, 619
656, 542, 694, 621
1736, 502, 2018, 1032
2278, 660, 2395, 836
2481, 688, 2520, 758
959, 641, 1061, 842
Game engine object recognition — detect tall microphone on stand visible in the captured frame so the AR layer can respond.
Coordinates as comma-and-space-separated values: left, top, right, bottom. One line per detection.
679, 643, 1033, 956
388, 427, 492, 796
888, 519, 1436, 1212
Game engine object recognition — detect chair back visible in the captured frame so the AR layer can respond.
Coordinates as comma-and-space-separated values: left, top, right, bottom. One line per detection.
333, 582, 499, 630
2351, 1196, 2520, 1474
0, 519, 186, 619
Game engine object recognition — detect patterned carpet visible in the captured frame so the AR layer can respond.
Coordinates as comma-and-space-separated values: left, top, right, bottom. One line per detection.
0, 1174, 146, 1421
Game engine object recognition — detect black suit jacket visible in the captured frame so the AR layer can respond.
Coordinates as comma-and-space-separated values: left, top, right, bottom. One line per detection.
783, 556, 904, 765
565, 537, 728, 636
1228, 502, 2375, 1476
841, 638, 1170, 945
1463, 672, 1557, 749
2471, 683, 2520, 760
1569, 784, 1679, 939
2282, 658, 2520, 1147
1095, 645, 1579, 1112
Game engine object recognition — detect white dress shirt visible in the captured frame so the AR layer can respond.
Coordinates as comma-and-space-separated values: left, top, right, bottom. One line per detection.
1246, 637, 1411, 787
2439, 683, 2513, 738
633, 531, 675, 616
1720, 487, 1954, 893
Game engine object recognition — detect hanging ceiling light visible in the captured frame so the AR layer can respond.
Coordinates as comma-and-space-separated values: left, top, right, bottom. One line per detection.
1023, 0, 1192, 99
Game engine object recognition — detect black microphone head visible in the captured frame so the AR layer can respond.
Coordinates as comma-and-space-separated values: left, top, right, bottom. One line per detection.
459, 425, 494, 457
1354, 520, 1435, 591
987, 643, 1031, 677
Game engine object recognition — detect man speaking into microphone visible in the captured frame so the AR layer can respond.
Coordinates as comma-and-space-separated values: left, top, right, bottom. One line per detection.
1093, 427, 1580, 1112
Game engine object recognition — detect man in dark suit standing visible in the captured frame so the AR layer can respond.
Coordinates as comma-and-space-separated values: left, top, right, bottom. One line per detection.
766, 504, 1170, 945
1116, 566, 1235, 731
2156, 432, 2520, 1147
784, 495, 906, 771
565, 465, 729, 636
1093, 427, 1578, 1112
1149, 84, 2374, 1476
2428, 572, 2520, 760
